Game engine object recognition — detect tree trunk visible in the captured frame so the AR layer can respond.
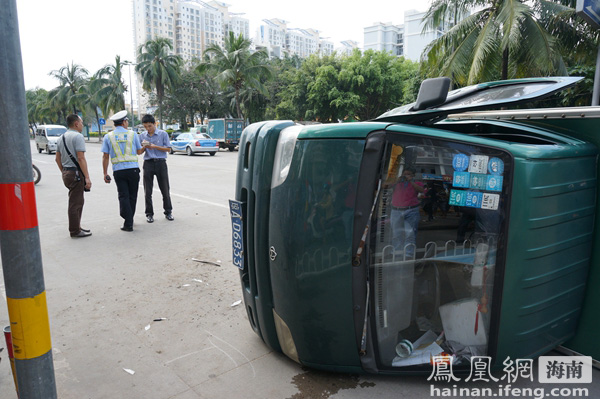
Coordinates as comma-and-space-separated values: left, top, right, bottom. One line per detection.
235, 87, 242, 119
501, 47, 509, 81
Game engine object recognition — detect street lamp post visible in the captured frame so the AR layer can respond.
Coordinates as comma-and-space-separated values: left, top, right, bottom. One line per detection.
123, 61, 137, 123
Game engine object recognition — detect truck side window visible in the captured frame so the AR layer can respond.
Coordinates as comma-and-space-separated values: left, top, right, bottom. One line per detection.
370, 134, 510, 368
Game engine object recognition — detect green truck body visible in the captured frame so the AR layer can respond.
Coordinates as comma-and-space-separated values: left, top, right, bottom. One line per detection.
231, 77, 599, 374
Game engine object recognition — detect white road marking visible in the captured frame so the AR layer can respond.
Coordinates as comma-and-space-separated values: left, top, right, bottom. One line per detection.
143, 185, 229, 209
170, 192, 229, 209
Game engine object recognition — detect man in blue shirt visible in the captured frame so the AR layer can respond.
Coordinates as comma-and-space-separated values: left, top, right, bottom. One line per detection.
140, 114, 174, 223
101, 110, 144, 232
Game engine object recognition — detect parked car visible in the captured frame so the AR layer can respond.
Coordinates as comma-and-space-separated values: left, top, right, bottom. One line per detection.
170, 130, 183, 140
189, 125, 207, 135
35, 124, 67, 154
231, 77, 599, 374
170, 132, 218, 156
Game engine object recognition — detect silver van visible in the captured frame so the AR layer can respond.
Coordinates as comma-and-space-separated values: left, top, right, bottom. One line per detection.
35, 124, 67, 154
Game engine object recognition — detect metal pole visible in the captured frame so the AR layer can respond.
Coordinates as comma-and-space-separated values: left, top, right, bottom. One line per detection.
593, 41, 600, 106
126, 62, 134, 122
0, 1, 57, 398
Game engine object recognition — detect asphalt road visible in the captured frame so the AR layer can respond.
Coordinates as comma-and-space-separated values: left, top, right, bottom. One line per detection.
0, 139, 598, 399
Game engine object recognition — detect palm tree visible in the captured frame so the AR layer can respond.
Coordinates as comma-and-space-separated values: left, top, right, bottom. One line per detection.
422, 0, 569, 85
74, 76, 107, 140
26, 88, 49, 132
136, 37, 182, 128
200, 32, 272, 119
49, 62, 89, 114
94, 55, 127, 117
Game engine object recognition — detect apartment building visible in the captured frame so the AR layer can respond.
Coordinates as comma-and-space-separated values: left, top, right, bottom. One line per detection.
363, 8, 463, 61
255, 19, 334, 59
133, 0, 248, 61
132, 0, 249, 114
363, 22, 404, 57
337, 40, 360, 57
255, 18, 288, 58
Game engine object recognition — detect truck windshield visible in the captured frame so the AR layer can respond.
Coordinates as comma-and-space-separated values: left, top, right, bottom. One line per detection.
370, 134, 511, 369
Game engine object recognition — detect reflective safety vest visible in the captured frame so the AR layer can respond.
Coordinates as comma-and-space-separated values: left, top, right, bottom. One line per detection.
107, 131, 138, 164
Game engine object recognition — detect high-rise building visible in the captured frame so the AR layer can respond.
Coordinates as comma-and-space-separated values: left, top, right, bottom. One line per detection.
255, 19, 334, 59
132, 0, 249, 115
363, 22, 404, 57
337, 40, 360, 57
255, 19, 288, 58
363, 8, 464, 61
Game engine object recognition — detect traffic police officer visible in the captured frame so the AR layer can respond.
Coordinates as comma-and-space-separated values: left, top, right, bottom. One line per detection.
101, 110, 144, 231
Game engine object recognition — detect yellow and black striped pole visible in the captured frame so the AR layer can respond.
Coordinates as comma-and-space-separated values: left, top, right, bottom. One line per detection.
0, 0, 57, 397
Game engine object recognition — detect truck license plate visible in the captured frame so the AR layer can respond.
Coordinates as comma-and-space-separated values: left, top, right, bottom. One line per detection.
229, 200, 244, 269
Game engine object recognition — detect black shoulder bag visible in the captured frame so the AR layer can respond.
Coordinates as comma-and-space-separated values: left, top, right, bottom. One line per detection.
61, 134, 90, 192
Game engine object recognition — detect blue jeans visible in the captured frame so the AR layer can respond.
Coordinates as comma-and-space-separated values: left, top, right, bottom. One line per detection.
391, 207, 420, 258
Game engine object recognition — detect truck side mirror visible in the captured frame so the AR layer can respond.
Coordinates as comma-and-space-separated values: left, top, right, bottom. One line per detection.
412, 77, 451, 111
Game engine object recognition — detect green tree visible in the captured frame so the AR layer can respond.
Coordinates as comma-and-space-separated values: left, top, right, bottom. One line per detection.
75, 76, 108, 139
422, 0, 569, 85
94, 55, 127, 117
25, 88, 50, 131
275, 54, 333, 121
200, 32, 271, 119
136, 37, 183, 128
49, 62, 89, 114
540, 0, 599, 68
158, 68, 227, 128
335, 49, 420, 120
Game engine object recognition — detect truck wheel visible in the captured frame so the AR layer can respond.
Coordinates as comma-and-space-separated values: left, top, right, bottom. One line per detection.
228, 145, 235, 152
186, 146, 194, 156
37, 145, 42, 153
210, 152, 216, 156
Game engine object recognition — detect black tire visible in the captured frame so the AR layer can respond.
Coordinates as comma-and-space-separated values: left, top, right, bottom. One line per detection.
32, 164, 41, 185
209, 152, 216, 156
186, 146, 194, 156
47, 146, 52, 154
170, 147, 174, 154
228, 145, 235, 152
37, 145, 42, 153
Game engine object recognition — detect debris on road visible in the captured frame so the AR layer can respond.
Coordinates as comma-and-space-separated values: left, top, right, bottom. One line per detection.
145, 324, 151, 331
191, 258, 221, 267
230, 300, 242, 307
123, 368, 135, 375
153, 318, 166, 322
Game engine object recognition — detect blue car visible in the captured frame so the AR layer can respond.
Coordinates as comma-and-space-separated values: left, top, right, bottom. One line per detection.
170, 132, 218, 156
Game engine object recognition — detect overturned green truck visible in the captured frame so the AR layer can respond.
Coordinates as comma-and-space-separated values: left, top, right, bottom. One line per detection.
229, 77, 599, 373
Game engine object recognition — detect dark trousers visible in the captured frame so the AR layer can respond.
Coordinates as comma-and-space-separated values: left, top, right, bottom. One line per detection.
114, 168, 140, 228
62, 170, 84, 235
143, 159, 172, 216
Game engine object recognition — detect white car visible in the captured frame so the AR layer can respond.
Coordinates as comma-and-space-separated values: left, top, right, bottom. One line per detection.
170, 133, 218, 156
35, 125, 67, 154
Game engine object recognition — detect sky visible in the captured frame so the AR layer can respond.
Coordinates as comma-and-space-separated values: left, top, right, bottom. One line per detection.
16, 0, 429, 93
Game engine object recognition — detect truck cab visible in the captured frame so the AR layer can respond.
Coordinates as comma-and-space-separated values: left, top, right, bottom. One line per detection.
231, 77, 599, 374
